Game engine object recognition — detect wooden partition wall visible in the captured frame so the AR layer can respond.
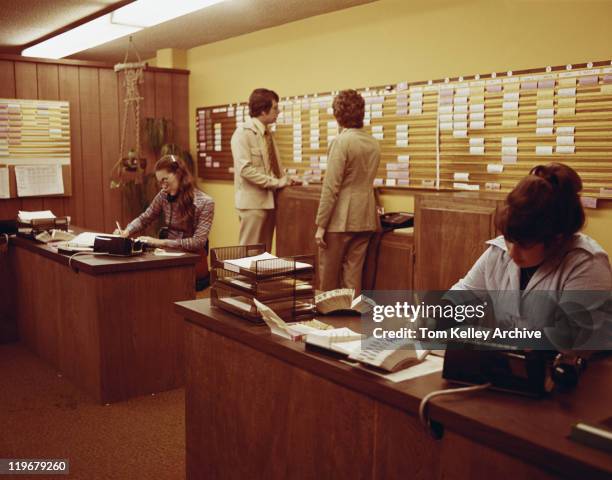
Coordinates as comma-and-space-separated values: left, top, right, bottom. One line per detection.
0, 55, 189, 232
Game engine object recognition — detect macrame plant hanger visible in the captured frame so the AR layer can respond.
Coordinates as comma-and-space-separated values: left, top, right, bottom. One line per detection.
110, 36, 146, 188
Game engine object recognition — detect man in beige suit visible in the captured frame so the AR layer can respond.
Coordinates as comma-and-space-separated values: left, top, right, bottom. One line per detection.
315, 89, 381, 294
231, 88, 294, 252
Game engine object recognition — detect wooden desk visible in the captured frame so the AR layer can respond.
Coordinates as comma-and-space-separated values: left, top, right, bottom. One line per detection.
177, 299, 612, 480
3, 233, 198, 403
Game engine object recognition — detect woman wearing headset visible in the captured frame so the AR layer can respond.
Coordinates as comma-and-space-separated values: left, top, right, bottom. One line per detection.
118, 154, 214, 288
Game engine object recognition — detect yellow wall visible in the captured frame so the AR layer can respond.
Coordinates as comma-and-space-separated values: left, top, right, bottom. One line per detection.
187, 0, 612, 252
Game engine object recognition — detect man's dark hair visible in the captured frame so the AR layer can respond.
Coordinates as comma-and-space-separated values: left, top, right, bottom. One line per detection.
248, 88, 279, 117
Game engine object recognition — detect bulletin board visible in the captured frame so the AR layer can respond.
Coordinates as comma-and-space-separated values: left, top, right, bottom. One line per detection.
196, 59, 612, 199
0, 98, 71, 200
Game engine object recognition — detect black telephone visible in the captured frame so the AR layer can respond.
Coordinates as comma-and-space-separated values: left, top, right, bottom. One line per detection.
380, 212, 414, 229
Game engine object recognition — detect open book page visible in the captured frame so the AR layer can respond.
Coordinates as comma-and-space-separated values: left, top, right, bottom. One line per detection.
223, 252, 313, 274
254, 299, 331, 340
348, 338, 429, 373
305, 328, 363, 356
18, 210, 56, 222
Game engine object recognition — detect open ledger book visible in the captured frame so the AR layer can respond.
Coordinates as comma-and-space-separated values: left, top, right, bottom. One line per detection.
254, 299, 428, 373
315, 289, 376, 314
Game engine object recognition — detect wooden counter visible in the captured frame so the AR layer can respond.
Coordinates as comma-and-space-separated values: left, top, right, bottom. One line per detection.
178, 299, 612, 480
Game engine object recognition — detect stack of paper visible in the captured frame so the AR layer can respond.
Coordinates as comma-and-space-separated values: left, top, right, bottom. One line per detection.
18, 210, 56, 222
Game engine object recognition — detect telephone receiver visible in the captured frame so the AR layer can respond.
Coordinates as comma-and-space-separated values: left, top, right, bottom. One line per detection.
380, 211, 414, 229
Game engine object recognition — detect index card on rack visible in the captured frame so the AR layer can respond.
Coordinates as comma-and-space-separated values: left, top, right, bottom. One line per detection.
504, 92, 520, 101
396, 124, 409, 132
558, 87, 576, 97
469, 137, 484, 146
537, 108, 554, 118
502, 136, 518, 146
503, 101, 518, 110
537, 118, 554, 127
453, 130, 468, 138
440, 113, 453, 123
396, 131, 409, 140
0, 167, 9, 198
15, 164, 64, 197
555, 145, 575, 154
397, 155, 410, 163
537, 127, 553, 136
456, 87, 470, 96
373, 178, 383, 186
470, 121, 485, 129
556, 126, 575, 134
439, 105, 453, 114
470, 103, 485, 112
396, 139, 408, 147
454, 121, 468, 130
454, 172, 470, 181
502, 146, 518, 155
559, 77, 577, 87
556, 135, 574, 145
487, 164, 504, 174
440, 122, 453, 131
470, 146, 485, 155
454, 96, 468, 105
454, 182, 480, 191
454, 104, 468, 113
470, 111, 485, 121
578, 76, 598, 86
453, 113, 468, 122
536, 145, 553, 155
385, 178, 397, 187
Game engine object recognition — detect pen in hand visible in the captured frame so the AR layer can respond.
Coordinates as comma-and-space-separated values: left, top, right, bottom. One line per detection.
115, 221, 126, 237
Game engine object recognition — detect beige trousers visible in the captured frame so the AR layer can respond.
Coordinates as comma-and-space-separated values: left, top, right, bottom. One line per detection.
318, 231, 372, 295
237, 209, 276, 252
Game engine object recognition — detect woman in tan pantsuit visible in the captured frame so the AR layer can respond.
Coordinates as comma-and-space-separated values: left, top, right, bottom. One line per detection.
315, 89, 381, 294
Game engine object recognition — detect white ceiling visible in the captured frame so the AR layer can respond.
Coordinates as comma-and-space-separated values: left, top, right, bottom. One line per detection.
0, 0, 377, 63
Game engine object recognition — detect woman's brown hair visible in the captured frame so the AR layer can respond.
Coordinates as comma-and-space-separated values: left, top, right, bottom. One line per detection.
333, 89, 365, 129
155, 154, 196, 224
495, 162, 585, 247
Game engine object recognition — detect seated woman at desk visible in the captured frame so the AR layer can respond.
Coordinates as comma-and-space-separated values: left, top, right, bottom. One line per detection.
451, 162, 611, 350
119, 154, 215, 289
453, 162, 611, 291
314, 89, 381, 295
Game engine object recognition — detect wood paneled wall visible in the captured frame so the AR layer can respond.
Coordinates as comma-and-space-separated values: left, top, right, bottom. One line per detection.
0, 56, 189, 232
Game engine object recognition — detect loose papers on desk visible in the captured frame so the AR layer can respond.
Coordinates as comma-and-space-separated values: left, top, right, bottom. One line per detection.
18, 210, 56, 222
223, 252, 312, 273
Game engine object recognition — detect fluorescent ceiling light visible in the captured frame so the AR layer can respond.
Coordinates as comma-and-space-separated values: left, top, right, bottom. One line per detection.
112, 0, 226, 28
22, 15, 141, 59
22, 0, 226, 59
